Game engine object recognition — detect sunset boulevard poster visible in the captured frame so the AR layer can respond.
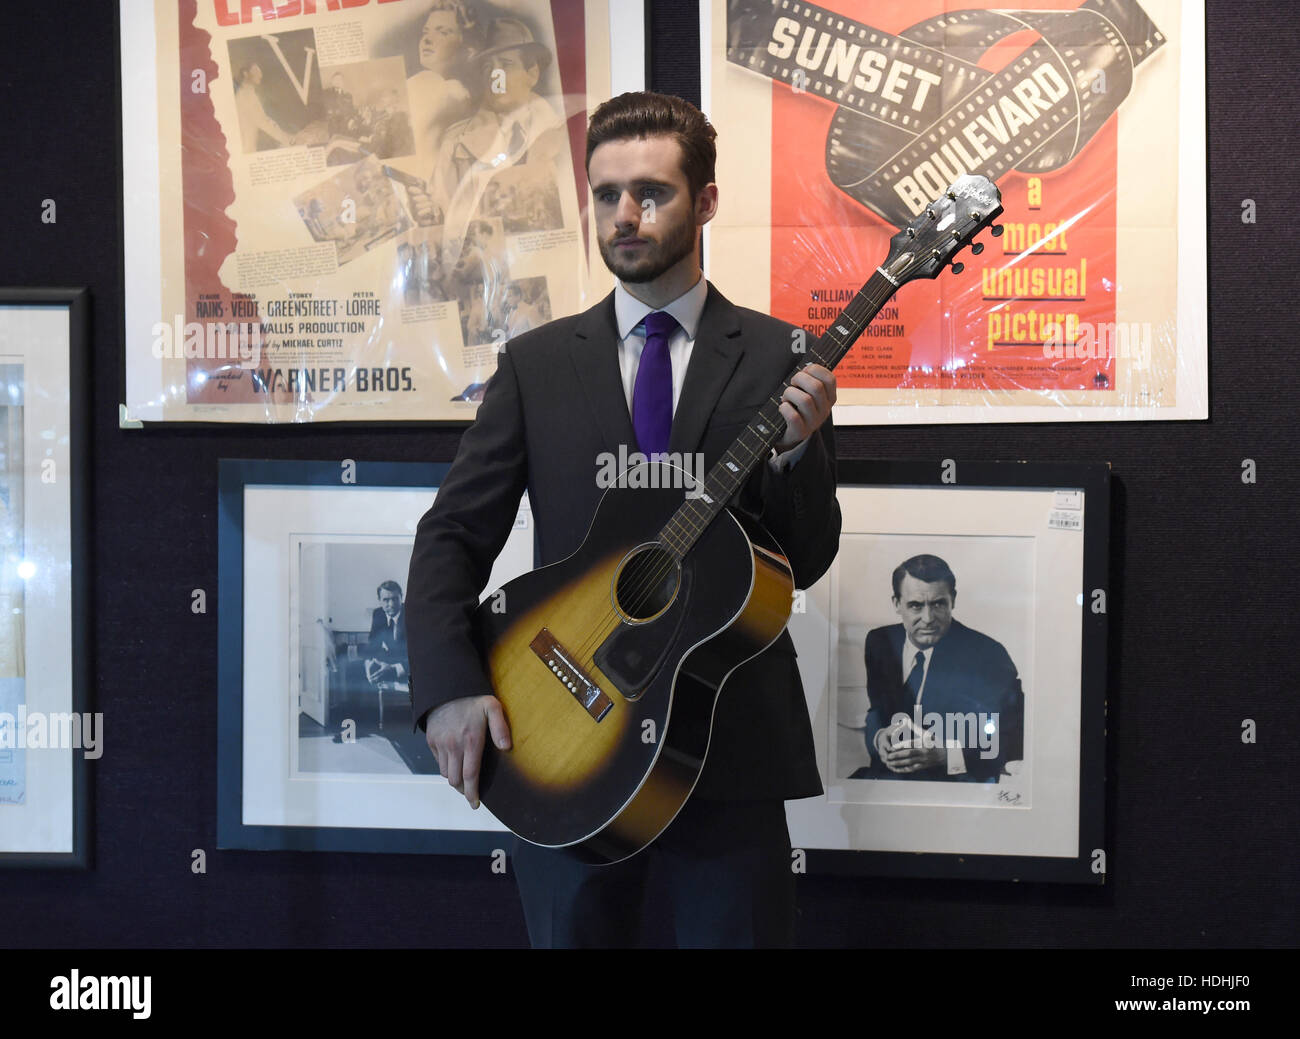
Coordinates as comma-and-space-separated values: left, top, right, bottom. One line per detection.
705, 0, 1206, 423
122, 0, 630, 423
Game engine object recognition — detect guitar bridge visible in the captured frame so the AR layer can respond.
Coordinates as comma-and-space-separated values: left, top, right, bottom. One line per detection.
530, 628, 613, 722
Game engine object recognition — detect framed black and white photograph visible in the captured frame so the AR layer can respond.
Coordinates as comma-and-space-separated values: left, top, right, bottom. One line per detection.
0, 288, 92, 868
785, 459, 1109, 882
217, 458, 534, 853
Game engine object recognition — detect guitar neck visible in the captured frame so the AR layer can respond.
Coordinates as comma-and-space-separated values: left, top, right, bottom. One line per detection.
658, 270, 898, 558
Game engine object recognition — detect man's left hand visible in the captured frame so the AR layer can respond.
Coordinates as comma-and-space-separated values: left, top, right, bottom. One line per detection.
879, 743, 947, 773
775, 363, 836, 452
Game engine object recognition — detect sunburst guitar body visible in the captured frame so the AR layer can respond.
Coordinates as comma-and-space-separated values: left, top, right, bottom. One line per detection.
475, 462, 793, 863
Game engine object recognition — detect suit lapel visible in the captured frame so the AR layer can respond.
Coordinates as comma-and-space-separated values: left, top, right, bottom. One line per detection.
570, 291, 638, 454
568, 283, 746, 457
669, 283, 744, 456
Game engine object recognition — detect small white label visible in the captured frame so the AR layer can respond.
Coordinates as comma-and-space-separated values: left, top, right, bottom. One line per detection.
1054, 490, 1083, 511
1048, 510, 1082, 530
513, 509, 529, 529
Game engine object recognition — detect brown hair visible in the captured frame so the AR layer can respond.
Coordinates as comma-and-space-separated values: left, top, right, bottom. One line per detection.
586, 91, 717, 199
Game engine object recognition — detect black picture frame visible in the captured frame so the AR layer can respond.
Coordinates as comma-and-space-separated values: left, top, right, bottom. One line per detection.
0, 287, 92, 869
788, 458, 1109, 883
216, 458, 535, 854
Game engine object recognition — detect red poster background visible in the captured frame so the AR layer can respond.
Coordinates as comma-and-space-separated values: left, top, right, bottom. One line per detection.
767, 0, 1119, 394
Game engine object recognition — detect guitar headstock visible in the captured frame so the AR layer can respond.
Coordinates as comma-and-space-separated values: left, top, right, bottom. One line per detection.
881, 174, 1004, 284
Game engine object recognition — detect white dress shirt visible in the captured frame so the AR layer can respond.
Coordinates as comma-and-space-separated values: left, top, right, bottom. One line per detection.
900, 639, 934, 700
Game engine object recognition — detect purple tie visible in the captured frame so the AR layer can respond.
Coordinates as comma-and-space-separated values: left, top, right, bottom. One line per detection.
632, 311, 677, 457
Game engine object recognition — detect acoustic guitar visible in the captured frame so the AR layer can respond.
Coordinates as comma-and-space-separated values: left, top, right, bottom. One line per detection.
472, 175, 1004, 862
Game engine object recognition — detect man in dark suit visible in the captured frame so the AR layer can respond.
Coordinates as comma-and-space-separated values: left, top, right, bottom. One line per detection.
363, 579, 409, 686
405, 91, 840, 947
856, 555, 1024, 782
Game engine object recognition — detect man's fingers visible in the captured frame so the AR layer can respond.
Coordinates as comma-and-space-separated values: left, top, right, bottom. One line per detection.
779, 366, 835, 442
440, 740, 463, 792
422, 697, 507, 807
484, 698, 512, 750
793, 363, 836, 396
788, 365, 837, 412
779, 400, 808, 442
461, 734, 483, 809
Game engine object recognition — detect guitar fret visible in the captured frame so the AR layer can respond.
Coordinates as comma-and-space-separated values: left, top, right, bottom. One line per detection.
655, 271, 950, 557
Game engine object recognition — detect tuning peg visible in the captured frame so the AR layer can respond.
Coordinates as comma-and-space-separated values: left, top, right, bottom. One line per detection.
951, 262, 965, 275
991, 224, 1004, 237
971, 242, 984, 255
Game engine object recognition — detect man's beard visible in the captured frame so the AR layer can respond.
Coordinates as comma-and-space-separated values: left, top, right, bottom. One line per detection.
598, 215, 697, 283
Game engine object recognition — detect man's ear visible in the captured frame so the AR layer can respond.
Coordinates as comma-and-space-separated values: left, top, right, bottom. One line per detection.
695, 183, 719, 226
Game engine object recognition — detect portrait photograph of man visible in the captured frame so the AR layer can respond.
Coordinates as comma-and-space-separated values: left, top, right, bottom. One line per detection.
292, 540, 435, 778
853, 553, 1026, 784
831, 532, 1033, 800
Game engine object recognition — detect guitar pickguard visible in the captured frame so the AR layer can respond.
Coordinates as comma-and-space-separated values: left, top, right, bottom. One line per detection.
592, 561, 693, 698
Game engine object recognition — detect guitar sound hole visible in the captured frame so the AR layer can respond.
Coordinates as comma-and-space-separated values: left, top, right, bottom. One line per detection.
614, 544, 681, 622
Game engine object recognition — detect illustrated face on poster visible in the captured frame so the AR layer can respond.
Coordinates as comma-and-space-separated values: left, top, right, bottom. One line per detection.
0, 364, 24, 804
709, 0, 1205, 422
126, 0, 617, 422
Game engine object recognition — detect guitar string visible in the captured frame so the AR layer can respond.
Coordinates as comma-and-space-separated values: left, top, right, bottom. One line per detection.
567, 274, 908, 669
565, 207, 998, 664
569, 200, 993, 650
572, 273, 902, 658
591, 272, 902, 627
564, 277, 900, 673
564, 290, 873, 665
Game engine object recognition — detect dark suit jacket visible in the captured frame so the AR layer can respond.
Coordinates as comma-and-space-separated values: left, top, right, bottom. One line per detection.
861, 620, 1025, 781
405, 282, 841, 800
365, 607, 408, 674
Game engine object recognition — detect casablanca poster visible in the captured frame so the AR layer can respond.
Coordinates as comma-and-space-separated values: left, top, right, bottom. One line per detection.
705, 0, 1207, 423
122, 0, 632, 422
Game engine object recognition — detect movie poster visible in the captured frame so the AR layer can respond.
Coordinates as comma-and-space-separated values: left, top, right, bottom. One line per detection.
0, 363, 24, 805
706, 0, 1206, 422
122, 0, 625, 422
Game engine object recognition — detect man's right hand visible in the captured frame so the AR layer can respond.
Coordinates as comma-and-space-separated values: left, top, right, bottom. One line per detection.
424, 695, 511, 809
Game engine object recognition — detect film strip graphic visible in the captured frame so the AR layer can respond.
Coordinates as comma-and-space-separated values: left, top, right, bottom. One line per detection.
725, 0, 1165, 228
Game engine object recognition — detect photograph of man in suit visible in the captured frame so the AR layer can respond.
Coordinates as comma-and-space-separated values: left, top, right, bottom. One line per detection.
363, 580, 409, 687
405, 91, 841, 947
855, 554, 1025, 783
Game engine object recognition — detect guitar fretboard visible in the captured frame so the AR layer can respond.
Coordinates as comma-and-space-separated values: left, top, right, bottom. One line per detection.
657, 270, 897, 559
